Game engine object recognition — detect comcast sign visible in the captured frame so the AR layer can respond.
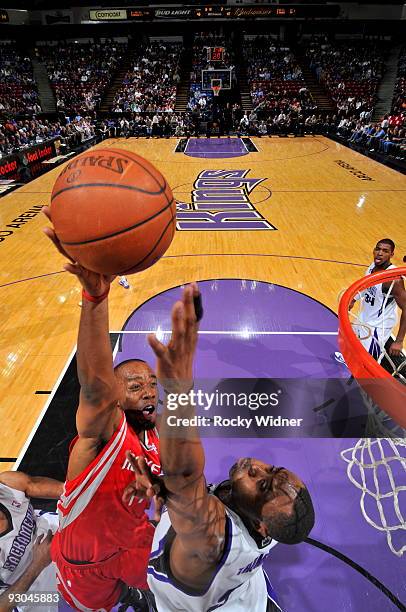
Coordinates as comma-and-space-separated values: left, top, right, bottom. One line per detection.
89, 9, 127, 20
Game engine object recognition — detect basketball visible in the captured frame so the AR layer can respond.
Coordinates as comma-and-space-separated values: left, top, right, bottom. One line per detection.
50, 147, 176, 275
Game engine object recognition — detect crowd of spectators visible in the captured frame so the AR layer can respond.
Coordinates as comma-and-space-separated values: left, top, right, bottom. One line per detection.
243, 36, 316, 129
98, 113, 195, 138
335, 113, 405, 161
0, 116, 95, 157
245, 38, 304, 101
112, 41, 182, 113
392, 46, 406, 116
0, 35, 403, 168
0, 109, 404, 165
232, 109, 404, 160
0, 43, 41, 116
233, 111, 328, 137
304, 38, 386, 118
38, 41, 127, 115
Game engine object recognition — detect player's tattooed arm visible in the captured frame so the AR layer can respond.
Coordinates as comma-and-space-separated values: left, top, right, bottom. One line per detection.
0, 471, 63, 499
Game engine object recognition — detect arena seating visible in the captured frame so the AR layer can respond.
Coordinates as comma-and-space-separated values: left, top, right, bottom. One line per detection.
112, 41, 182, 113
299, 39, 404, 162
242, 36, 316, 133
304, 39, 386, 118
391, 46, 406, 117
244, 37, 305, 104
0, 42, 41, 116
38, 41, 127, 115
0, 36, 403, 165
0, 116, 95, 157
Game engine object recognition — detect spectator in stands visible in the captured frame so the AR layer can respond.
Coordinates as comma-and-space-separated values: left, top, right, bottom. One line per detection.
239, 113, 249, 134
113, 41, 181, 114
367, 125, 386, 151
38, 41, 126, 116
304, 38, 385, 120
0, 43, 41, 115
258, 120, 267, 136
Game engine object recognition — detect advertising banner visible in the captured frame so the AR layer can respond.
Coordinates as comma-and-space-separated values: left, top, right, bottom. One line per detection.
154, 8, 194, 19
126, 8, 153, 19
231, 5, 340, 18
20, 140, 56, 166
89, 9, 127, 21
0, 155, 19, 178
0, 139, 57, 180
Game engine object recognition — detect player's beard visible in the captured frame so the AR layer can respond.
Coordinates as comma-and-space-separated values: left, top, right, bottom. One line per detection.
125, 409, 156, 433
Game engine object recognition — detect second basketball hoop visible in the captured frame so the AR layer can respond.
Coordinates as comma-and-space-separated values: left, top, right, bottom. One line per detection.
211, 79, 221, 97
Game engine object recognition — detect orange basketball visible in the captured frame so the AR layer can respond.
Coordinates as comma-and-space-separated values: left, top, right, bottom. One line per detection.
50, 147, 176, 275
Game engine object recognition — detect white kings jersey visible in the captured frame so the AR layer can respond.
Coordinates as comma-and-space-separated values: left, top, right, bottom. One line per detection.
0, 483, 59, 612
148, 503, 281, 612
359, 264, 397, 330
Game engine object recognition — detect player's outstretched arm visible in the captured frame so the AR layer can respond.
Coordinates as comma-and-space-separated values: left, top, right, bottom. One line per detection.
148, 285, 226, 569
0, 471, 63, 499
43, 207, 120, 451
390, 279, 406, 356
0, 531, 53, 612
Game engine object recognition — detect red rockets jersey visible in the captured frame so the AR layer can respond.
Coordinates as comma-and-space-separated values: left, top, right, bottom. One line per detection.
56, 414, 160, 562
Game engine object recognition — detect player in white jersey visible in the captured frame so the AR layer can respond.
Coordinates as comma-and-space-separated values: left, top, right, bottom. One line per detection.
356, 239, 406, 358
124, 284, 315, 612
0, 471, 62, 612
335, 239, 406, 364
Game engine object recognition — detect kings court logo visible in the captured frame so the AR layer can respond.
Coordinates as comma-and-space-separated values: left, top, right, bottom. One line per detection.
176, 170, 275, 231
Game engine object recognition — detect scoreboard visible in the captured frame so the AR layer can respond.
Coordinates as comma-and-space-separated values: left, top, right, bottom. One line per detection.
207, 47, 225, 63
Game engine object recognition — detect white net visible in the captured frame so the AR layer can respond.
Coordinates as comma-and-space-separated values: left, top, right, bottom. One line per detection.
211, 78, 222, 97
341, 437, 406, 557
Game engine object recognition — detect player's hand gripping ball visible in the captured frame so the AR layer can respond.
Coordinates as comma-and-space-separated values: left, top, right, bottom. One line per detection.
50, 148, 176, 275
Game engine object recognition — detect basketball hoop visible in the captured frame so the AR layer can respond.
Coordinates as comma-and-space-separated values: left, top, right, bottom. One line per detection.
339, 267, 406, 558
338, 266, 406, 429
212, 85, 221, 97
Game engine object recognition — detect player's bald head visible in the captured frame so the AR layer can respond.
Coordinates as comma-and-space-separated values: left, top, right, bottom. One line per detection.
114, 359, 153, 380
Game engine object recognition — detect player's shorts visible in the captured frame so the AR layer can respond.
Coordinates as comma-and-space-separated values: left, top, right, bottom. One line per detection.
356, 325, 392, 360
151, 567, 282, 612
51, 523, 154, 612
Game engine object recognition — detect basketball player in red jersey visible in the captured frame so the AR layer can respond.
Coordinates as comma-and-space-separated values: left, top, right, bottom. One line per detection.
42, 207, 161, 612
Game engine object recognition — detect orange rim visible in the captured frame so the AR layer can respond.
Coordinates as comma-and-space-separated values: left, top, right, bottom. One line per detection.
338, 266, 406, 428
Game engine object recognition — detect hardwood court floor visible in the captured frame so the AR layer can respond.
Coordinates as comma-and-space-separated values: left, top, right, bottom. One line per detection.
1, 136, 405, 468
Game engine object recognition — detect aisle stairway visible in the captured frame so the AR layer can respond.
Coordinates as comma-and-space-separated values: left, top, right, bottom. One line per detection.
294, 47, 335, 112
100, 54, 133, 113
29, 52, 56, 113
232, 32, 252, 112
373, 44, 402, 120
174, 37, 193, 112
